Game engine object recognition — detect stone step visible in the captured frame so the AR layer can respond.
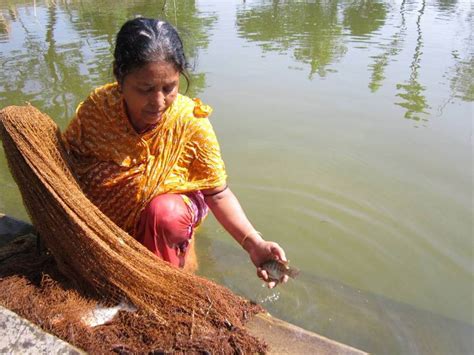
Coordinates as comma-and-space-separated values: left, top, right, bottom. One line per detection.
0, 306, 85, 355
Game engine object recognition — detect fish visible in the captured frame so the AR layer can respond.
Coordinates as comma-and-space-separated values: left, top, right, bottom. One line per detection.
81, 300, 137, 327
260, 259, 299, 285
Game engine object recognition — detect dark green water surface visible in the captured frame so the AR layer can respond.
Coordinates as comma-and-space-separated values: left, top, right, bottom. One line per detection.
0, 1, 472, 353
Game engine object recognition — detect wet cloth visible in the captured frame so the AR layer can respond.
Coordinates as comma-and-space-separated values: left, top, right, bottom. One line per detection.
135, 191, 208, 269
62, 83, 226, 236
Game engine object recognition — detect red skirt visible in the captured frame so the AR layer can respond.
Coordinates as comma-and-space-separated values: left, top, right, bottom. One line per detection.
134, 191, 208, 269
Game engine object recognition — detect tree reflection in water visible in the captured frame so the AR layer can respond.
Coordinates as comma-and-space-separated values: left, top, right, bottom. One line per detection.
368, 0, 407, 93
236, 0, 390, 79
449, 56, 474, 102
395, 0, 430, 122
343, 0, 387, 36
236, 0, 347, 78
441, 7, 473, 106
237, 0, 471, 124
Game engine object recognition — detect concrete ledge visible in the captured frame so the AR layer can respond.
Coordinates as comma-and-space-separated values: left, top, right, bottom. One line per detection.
246, 312, 366, 354
0, 306, 84, 354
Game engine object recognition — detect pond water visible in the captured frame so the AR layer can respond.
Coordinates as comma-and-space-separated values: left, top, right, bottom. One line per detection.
0, 0, 472, 353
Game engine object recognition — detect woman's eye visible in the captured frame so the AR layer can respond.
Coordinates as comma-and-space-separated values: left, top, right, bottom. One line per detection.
163, 85, 174, 94
138, 87, 153, 94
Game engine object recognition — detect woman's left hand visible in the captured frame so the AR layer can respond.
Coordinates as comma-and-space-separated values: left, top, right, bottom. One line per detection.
244, 238, 289, 288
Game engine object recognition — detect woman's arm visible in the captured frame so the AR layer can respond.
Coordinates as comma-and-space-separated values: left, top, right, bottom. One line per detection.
203, 185, 288, 288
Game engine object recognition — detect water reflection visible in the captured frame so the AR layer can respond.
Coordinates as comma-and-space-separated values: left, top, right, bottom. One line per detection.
236, 0, 390, 78
342, 0, 387, 36
444, 8, 473, 104
436, 0, 458, 13
0, 2, 18, 41
395, 0, 429, 122
448, 56, 474, 102
236, 1, 347, 78
236, 0, 471, 122
369, 0, 407, 92
0, 12, 11, 39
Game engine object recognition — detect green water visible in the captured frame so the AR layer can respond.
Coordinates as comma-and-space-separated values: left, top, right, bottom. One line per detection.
0, 0, 472, 353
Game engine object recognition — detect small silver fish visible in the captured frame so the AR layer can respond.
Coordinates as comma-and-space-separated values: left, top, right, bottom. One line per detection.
260, 259, 299, 285
81, 301, 137, 327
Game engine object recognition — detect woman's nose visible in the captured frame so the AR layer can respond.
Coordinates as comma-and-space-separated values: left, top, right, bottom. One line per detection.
150, 90, 165, 107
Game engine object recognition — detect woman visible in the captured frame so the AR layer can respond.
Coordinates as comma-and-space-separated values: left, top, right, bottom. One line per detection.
63, 17, 287, 287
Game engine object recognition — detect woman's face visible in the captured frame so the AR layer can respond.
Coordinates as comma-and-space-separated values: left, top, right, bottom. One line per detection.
120, 60, 180, 133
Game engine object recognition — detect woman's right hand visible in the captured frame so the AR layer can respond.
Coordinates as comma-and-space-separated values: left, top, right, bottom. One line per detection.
243, 236, 289, 288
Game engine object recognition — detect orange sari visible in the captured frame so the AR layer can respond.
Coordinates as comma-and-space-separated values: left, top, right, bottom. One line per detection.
63, 83, 226, 235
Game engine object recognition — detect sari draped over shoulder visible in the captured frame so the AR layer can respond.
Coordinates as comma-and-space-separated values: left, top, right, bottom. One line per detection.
62, 83, 226, 235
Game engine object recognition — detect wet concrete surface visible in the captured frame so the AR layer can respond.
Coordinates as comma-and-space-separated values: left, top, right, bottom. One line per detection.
0, 306, 84, 354
246, 312, 366, 354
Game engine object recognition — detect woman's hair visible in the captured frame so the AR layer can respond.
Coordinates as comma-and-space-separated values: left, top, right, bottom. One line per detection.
113, 17, 190, 88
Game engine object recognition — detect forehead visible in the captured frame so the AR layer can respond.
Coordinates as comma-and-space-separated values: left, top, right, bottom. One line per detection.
127, 61, 180, 84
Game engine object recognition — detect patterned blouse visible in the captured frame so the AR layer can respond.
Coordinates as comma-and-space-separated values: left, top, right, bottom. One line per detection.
63, 83, 227, 234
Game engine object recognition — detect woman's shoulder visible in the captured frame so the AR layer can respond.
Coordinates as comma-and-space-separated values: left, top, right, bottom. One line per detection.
86, 83, 121, 106
173, 94, 213, 121
76, 83, 122, 118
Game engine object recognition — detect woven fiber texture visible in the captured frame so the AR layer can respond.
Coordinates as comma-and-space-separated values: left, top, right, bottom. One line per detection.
0, 105, 266, 353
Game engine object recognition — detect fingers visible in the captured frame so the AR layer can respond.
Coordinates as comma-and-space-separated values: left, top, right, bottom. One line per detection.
257, 268, 274, 288
257, 268, 286, 289
270, 243, 287, 262
257, 267, 269, 281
